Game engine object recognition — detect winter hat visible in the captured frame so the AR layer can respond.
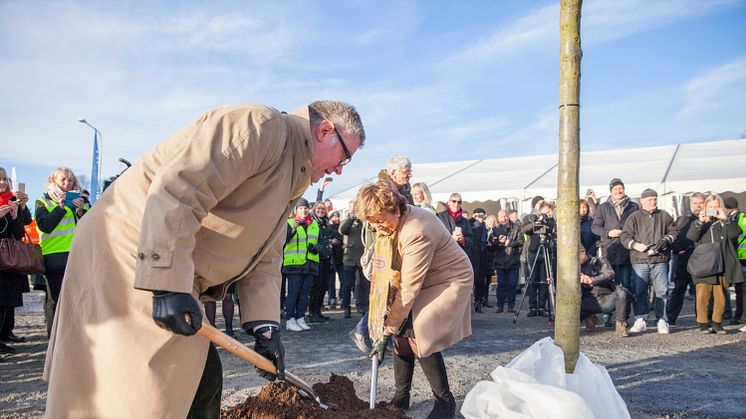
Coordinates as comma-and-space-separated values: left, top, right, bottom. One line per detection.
531, 196, 544, 208
473, 208, 486, 215
724, 197, 738, 210
640, 189, 657, 199
609, 178, 624, 191
296, 198, 310, 209
330, 210, 340, 218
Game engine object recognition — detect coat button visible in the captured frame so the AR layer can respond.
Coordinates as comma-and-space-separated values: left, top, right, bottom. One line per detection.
305, 139, 308, 146
138, 253, 145, 260
301, 167, 306, 172
151, 253, 160, 261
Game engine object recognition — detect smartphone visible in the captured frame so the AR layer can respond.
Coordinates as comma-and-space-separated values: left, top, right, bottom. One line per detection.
65, 191, 81, 209
706, 209, 717, 218
324, 177, 333, 182
586, 188, 593, 195
18, 182, 25, 193
454, 226, 462, 236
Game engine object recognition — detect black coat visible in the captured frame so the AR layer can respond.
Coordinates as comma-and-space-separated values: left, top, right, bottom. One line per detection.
340, 216, 364, 267
580, 215, 598, 256
490, 221, 524, 270
580, 255, 616, 299
328, 222, 344, 266
0, 208, 31, 308
592, 196, 639, 265
437, 211, 473, 252
686, 219, 741, 285
620, 208, 678, 264
671, 212, 698, 280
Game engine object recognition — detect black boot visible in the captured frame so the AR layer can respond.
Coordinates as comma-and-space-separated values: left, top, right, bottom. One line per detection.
343, 307, 351, 319
419, 352, 456, 419
391, 352, 415, 410
482, 297, 493, 308
474, 301, 483, 313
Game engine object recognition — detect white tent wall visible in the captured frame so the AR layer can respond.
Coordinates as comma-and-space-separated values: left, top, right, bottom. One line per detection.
328, 139, 746, 216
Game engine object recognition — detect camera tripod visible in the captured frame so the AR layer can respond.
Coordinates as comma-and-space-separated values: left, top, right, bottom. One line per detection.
513, 239, 556, 328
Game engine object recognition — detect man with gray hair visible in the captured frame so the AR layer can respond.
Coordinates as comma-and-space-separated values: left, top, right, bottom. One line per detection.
385, 155, 414, 204
45, 100, 366, 418
668, 192, 706, 325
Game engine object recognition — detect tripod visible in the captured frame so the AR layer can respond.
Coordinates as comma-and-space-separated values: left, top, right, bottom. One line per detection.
513, 237, 556, 327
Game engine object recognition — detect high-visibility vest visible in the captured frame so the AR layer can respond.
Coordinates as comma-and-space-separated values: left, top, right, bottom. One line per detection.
283, 218, 320, 266
37, 197, 77, 255
737, 212, 746, 261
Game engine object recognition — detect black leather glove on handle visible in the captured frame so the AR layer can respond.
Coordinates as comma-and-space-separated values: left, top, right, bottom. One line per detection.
152, 291, 202, 336
651, 236, 672, 253
370, 334, 392, 366
252, 326, 286, 381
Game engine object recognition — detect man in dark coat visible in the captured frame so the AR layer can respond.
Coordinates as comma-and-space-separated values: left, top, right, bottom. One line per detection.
521, 196, 555, 317
579, 247, 629, 337
437, 193, 473, 253
667, 192, 705, 325
592, 178, 639, 323
469, 208, 488, 312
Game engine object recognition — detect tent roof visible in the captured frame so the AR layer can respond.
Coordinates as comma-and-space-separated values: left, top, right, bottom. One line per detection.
330, 138, 746, 206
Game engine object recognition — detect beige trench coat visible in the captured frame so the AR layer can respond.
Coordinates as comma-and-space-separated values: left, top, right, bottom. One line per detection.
385, 205, 473, 358
43, 104, 313, 418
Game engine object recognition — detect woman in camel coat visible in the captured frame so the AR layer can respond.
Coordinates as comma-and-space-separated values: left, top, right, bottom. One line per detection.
356, 180, 472, 419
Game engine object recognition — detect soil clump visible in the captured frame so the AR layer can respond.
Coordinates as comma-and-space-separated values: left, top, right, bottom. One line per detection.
221, 374, 408, 419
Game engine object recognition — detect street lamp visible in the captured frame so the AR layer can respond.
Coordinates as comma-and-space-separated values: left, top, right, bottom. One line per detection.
78, 117, 103, 203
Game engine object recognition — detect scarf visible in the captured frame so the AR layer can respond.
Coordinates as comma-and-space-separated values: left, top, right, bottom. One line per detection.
609, 195, 629, 219
449, 208, 463, 224
0, 189, 13, 205
294, 214, 313, 226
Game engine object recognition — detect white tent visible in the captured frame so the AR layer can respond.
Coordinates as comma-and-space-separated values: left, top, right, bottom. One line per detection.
330, 138, 746, 215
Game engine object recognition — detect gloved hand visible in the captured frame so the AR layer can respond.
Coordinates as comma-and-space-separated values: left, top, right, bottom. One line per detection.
651, 236, 672, 254
307, 243, 318, 254
152, 291, 202, 336
251, 326, 286, 381
370, 334, 392, 366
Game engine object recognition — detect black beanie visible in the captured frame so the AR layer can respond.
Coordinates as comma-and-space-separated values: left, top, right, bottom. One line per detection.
724, 197, 738, 210
609, 178, 624, 191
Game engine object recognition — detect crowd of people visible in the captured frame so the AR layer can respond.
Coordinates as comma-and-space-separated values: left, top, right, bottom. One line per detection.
1, 116, 745, 417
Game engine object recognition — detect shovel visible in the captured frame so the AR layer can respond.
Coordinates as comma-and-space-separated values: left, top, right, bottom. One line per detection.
196, 322, 331, 410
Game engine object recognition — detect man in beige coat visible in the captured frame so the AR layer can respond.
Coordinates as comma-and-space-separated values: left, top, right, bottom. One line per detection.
43, 101, 365, 418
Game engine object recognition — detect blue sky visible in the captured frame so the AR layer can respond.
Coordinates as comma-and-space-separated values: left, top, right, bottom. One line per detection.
1, 0, 745, 203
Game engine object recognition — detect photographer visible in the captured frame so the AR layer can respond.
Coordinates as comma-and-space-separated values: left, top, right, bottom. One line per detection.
282, 198, 320, 332
686, 194, 741, 334
521, 196, 556, 317
578, 247, 629, 337
620, 189, 678, 334
492, 209, 524, 313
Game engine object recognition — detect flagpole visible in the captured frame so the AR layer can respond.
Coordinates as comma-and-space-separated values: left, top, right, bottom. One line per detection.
78, 117, 103, 203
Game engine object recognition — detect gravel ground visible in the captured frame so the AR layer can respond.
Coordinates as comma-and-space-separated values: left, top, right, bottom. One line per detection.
2, 290, 745, 418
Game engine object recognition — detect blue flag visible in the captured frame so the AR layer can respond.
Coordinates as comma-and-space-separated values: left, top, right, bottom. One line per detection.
90, 130, 101, 204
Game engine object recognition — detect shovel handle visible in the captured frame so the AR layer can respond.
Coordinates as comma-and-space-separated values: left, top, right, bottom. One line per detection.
197, 322, 277, 374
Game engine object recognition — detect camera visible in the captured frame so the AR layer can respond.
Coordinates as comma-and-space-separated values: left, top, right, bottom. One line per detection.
706, 209, 718, 220
529, 213, 554, 239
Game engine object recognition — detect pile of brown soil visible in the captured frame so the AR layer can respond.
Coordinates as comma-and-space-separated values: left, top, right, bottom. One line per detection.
221, 373, 408, 419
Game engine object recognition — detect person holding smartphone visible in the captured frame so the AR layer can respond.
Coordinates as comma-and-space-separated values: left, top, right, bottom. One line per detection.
35, 167, 88, 336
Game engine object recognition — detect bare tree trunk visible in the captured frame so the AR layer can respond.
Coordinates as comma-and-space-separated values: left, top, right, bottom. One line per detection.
555, 0, 583, 374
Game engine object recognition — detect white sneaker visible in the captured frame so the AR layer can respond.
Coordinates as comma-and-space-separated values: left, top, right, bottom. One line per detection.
739, 324, 746, 333
657, 319, 670, 334
296, 317, 311, 331
629, 317, 647, 333
285, 318, 302, 332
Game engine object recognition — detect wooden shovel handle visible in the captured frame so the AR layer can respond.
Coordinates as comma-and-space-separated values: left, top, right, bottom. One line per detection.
197, 322, 277, 374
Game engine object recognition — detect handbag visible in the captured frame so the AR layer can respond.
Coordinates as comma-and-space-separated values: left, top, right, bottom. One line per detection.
687, 226, 724, 278
0, 233, 46, 275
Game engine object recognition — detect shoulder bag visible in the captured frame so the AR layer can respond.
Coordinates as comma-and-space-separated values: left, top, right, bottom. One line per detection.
687, 225, 724, 278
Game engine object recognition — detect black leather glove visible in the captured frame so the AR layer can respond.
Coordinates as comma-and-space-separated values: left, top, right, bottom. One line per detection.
370, 335, 392, 366
307, 243, 318, 254
152, 291, 202, 336
651, 236, 672, 254
251, 325, 286, 381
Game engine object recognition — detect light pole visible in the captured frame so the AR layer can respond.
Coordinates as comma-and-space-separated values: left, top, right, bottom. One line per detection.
78, 117, 103, 203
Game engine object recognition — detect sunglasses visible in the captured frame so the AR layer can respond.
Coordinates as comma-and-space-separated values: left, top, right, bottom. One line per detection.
333, 126, 352, 167
450, 199, 462, 204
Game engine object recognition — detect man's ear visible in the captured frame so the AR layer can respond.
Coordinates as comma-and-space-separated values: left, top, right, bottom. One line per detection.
315, 120, 335, 142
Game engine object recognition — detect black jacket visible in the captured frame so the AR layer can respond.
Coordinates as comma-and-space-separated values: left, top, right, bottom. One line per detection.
670, 212, 698, 279
328, 222, 344, 266
580, 256, 616, 299
686, 218, 741, 285
0, 209, 31, 307
592, 196, 639, 265
489, 221, 524, 270
580, 215, 598, 256
437, 211, 473, 251
620, 208, 678, 264
521, 211, 556, 253
340, 216, 364, 267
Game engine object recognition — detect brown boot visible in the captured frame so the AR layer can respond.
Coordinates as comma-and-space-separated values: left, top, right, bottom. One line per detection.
585, 315, 597, 332
615, 321, 629, 337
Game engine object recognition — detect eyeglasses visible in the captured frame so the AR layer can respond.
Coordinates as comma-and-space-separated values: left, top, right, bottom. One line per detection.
450, 200, 462, 204
333, 126, 352, 167
474, 213, 485, 218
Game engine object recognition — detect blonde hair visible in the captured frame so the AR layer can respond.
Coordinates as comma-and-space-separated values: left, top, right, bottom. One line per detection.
47, 167, 80, 190
411, 182, 433, 207
704, 194, 724, 210
355, 177, 407, 220
485, 214, 497, 229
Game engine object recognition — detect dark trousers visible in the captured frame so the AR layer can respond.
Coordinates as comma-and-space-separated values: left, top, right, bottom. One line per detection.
0, 308, 14, 337
496, 267, 519, 308
580, 288, 629, 322
284, 273, 313, 320
330, 263, 343, 302
187, 343, 222, 419
45, 271, 65, 337
340, 265, 358, 310
309, 260, 332, 313
527, 252, 548, 311
668, 274, 692, 324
